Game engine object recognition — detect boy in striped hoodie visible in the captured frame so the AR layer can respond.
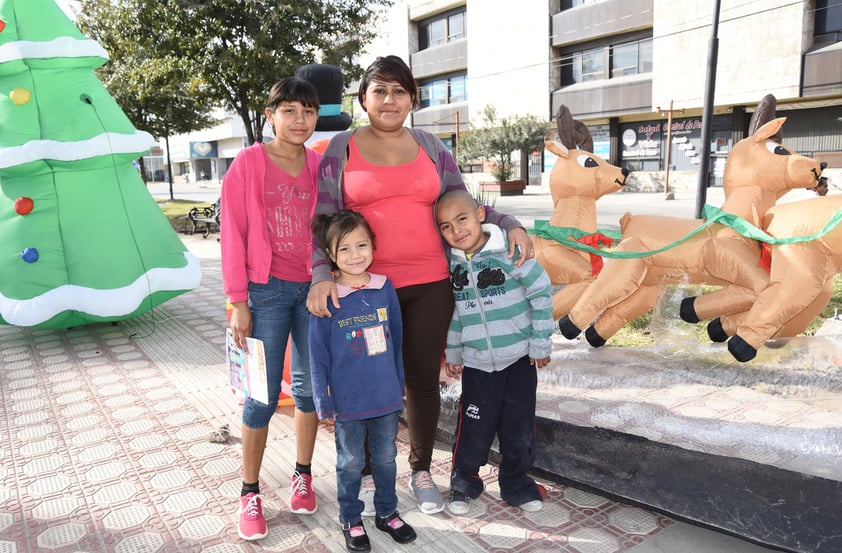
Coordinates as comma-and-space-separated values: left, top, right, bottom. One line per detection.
435, 190, 554, 515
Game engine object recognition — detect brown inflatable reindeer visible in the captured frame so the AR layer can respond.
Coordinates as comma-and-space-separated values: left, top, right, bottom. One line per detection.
533, 106, 629, 319
724, 195, 842, 361
558, 95, 824, 346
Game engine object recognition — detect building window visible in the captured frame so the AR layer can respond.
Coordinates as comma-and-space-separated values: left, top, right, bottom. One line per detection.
419, 8, 467, 50
419, 74, 467, 108
581, 48, 605, 81
561, 38, 652, 86
816, 0, 842, 36
448, 11, 466, 41
450, 75, 466, 103
611, 38, 652, 77
562, 46, 604, 85
561, 0, 598, 9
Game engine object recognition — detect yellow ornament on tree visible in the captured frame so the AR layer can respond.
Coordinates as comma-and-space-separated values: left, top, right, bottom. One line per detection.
9, 87, 31, 105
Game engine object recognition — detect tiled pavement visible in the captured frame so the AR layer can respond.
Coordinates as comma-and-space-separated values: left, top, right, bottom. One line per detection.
0, 233, 778, 553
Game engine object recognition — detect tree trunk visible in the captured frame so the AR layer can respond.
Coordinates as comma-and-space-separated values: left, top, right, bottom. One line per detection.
137, 156, 149, 183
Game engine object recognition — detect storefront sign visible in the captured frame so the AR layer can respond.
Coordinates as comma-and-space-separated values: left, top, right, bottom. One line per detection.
190, 141, 218, 158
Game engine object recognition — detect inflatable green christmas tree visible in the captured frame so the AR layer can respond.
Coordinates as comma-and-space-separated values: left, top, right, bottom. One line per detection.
0, 0, 201, 329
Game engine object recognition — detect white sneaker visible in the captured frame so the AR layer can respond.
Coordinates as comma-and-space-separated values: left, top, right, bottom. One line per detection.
409, 471, 444, 514
518, 499, 543, 512
447, 490, 470, 515
359, 475, 376, 517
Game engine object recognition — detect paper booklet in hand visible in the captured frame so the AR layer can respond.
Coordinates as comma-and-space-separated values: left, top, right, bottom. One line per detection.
225, 329, 269, 405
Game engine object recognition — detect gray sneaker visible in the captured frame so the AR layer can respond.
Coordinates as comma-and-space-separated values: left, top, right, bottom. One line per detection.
409, 471, 444, 514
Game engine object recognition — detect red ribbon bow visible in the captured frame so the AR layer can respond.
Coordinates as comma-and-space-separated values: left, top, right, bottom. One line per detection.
576, 233, 614, 275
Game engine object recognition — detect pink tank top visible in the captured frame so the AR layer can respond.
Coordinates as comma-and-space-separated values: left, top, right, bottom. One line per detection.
343, 137, 449, 288
263, 148, 313, 282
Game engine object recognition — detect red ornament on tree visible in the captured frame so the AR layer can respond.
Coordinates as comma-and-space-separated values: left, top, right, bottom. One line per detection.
14, 197, 34, 215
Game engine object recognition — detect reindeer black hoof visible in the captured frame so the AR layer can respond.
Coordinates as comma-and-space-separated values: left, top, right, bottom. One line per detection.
728, 334, 757, 362
559, 316, 582, 339
679, 297, 699, 323
707, 318, 728, 343
584, 326, 606, 347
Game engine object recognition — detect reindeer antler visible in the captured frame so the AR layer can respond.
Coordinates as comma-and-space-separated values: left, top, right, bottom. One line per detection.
556, 104, 594, 152
748, 94, 781, 143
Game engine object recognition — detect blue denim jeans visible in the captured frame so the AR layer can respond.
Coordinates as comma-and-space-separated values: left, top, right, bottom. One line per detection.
242, 277, 312, 429
334, 412, 399, 523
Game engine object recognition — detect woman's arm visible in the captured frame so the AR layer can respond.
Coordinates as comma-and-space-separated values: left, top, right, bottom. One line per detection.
418, 129, 534, 266
307, 132, 352, 316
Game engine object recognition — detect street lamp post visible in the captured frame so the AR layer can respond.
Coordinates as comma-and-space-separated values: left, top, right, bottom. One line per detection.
695, 0, 722, 218
164, 133, 174, 201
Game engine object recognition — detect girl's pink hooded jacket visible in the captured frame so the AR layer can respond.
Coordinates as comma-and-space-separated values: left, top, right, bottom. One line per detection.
220, 142, 322, 304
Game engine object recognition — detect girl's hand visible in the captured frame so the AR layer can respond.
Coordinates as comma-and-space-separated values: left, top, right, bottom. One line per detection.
307, 280, 340, 317
507, 227, 534, 267
319, 417, 336, 432
530, 356, 551, 369
229, 302, 252, 352
445, 363, 463, 378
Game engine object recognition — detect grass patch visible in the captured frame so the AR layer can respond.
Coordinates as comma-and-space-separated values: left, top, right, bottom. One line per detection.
156, 199, 208, 232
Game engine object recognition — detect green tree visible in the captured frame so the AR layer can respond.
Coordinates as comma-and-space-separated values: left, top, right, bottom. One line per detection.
80, 0, 391, 145
457, 105, 549, 182
78, 0, 216, 188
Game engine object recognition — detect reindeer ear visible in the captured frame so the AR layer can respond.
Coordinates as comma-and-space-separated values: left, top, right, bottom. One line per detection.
545, 139, 569, 158
748, 94, 777, 137
753, 117, 786, 143
556, 105, 575, 150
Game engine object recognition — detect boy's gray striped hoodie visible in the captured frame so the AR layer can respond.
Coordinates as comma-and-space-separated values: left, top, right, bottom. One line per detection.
445, 224, 553, 372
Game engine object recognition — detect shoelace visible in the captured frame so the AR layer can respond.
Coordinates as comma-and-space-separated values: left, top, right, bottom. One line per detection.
413, 471, 435, 490
292, 472, 310, 497
243, 494, 262, 519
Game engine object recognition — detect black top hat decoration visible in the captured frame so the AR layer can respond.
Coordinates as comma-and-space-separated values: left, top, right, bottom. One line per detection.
294, 64, 352, 132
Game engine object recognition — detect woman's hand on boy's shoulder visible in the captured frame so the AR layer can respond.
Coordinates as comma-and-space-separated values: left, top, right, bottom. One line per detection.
507, 227, 534, 267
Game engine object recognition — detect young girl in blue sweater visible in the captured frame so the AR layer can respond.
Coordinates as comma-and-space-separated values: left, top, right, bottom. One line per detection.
309, 210, 416, 552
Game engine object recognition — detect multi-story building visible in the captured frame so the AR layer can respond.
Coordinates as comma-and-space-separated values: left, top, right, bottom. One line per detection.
376, 0, 842, 186
162, 0, 842, 186
551, 0, 842, 185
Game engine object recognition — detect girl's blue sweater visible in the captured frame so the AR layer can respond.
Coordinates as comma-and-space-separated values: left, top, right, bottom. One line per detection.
308, 273, 405, 421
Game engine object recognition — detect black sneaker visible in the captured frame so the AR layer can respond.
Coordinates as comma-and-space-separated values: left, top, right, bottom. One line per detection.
374, 511, 417, 544
341, 520, 371, 552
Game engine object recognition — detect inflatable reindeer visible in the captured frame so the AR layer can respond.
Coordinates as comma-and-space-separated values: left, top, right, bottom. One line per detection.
721, 195, 842, 361
558, 96, 824, 346
533, 106, 629, 319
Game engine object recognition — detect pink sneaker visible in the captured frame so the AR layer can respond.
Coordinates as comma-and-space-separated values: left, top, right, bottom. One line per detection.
237, 493, 267, 540
290, 471, 317, 514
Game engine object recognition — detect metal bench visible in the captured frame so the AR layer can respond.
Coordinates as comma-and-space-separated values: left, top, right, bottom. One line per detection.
186, 199, 220, 239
